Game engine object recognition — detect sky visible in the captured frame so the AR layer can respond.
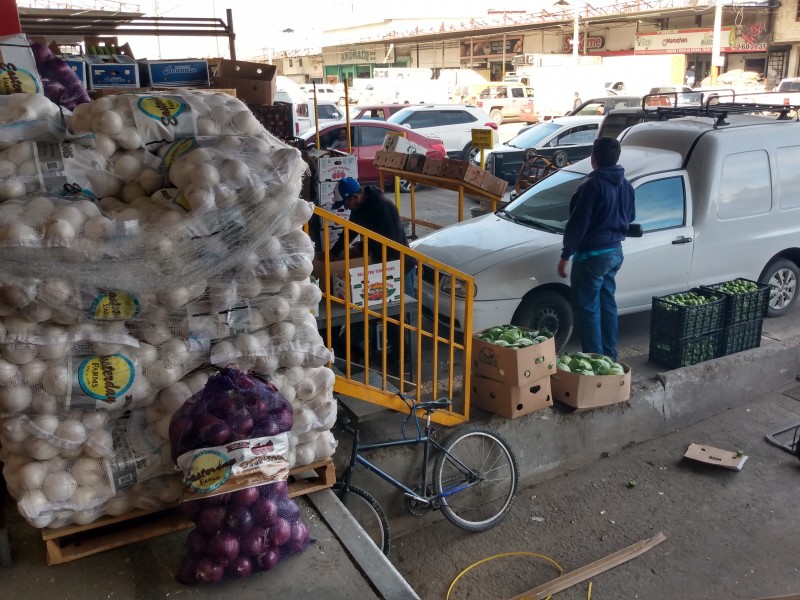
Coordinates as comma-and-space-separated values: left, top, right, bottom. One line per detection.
97, 0, 543, 61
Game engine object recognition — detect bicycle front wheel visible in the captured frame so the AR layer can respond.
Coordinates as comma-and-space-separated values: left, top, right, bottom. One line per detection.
333, 483, 392, 556
433, 426, 519, 532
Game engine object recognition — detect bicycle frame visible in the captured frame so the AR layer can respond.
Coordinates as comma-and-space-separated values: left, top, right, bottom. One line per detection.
338, 406, 480, 506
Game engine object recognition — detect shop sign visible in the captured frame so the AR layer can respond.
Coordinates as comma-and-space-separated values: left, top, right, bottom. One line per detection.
635, 24, 767, 55
460, 37, 523, 59
340, 48, 377, 64
562, 34, 605, 53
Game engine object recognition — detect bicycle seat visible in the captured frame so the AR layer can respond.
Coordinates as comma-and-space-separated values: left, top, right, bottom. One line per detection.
413, 399, 452, 412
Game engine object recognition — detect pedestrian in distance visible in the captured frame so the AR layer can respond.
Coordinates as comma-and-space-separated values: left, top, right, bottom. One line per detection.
573, 92, 582, 110
557, 137, 636, 361
685, 64, 696, 87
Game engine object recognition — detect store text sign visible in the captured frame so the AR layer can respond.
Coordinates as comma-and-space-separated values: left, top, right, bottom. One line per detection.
562, 34, 605, 53
635, 25, 767, 54
340, 48, 377, 64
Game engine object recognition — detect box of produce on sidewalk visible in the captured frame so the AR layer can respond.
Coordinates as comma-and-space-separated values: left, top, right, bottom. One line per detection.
403, 153, 426, 173
650, 288, 726, 341
318, 153, 358, 181
382, 134, 428, 155
422, 158, 445, 176
441, 158, 485, 188
471, 374, 552, 418
480, 172, 508, 197
722, 318, 764, 355
374, 150, 408, 169
472, 325, 556, 386
701, 278, 770, 326
551, 353, 631, 409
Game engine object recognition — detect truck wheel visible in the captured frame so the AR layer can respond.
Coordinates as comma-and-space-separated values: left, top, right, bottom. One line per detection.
398, 179, 418, 193
463, 143, 477, 163
759, 258, 799, 317
490, 109, 504, 126
512, 290, 573, 351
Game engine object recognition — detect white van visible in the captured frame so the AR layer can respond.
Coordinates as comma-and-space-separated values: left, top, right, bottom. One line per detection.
275, 76, 312, 136
413, 111, 800, 348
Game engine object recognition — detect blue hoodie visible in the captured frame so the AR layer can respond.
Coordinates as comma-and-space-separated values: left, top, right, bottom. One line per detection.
560, 165, 635, 260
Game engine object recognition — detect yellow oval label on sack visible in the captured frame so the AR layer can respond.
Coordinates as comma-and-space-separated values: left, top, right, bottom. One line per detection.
90, 292, 141, 321
161, 137, 197, 170
185, 450, 234, 493
78, 354, 135, 404
0, 66, 40, 94
137, 96, 186, 126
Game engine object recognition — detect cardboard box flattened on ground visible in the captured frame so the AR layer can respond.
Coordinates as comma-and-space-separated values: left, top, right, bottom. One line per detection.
684, 442, 748, 470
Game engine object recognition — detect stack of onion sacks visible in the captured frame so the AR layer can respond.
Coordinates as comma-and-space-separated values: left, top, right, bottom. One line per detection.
170, 367, 311, 584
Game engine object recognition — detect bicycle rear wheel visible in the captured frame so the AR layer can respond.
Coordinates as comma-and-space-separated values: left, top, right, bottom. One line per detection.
433, 426, 519, 532
333, 483, 392, 556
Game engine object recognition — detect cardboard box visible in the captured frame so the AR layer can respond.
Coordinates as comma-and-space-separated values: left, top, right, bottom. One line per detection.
0, 34, 43, 94
64, 57, 88, 88
550, 359, 632, 409
471, 374, 553, 418
472, 329, 556, 386
332, 260, 401, 307
317, 154, 358, 182
85, 54, 140, 89
422, 158, 445, 177
481, 172, 509, 197
442, 159, 485, 188
213, 59, 276, 106
83, 37, 135, 59
140, 59, 210, 87
382, 134, 428, 155
404, 153, 426, 173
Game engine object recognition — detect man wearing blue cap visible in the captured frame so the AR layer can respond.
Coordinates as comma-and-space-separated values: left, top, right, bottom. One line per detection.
330, 177, 412, 291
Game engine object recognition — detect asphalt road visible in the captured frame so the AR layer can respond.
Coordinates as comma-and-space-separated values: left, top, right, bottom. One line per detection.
390, 386, 800, 600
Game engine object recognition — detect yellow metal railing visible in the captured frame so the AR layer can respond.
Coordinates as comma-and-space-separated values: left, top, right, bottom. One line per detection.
306, 206, 474, 426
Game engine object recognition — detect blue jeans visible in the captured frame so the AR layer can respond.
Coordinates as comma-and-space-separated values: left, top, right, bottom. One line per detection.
404, 266, 418, 298
570, 248, 624, 360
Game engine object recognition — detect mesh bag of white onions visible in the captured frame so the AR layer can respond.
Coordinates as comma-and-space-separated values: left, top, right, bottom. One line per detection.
0, 93, 69, 149
170, 368, 311, 583
0, 408, 182, 529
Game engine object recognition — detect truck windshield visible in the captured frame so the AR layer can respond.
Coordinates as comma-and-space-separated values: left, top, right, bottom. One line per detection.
508, 122, 561, 149
504, 170, 586, 232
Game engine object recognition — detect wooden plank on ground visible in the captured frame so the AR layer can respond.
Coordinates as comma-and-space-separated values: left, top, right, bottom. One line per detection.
508, 532, 667, 600
684, 442, 748, 471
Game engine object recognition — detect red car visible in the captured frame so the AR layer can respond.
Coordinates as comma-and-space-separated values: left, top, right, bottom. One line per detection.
300, 121, 446, 191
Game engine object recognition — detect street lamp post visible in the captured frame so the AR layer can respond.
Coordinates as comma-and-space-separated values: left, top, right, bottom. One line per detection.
554, 0, 580, 64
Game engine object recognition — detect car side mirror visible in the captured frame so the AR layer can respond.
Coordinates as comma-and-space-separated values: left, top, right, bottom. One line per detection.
628, 223, 643, 238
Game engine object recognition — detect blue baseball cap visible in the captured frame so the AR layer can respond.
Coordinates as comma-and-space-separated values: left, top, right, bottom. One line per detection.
331, 177, 360, 209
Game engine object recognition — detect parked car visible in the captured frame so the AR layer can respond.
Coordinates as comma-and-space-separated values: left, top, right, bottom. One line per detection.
471, 83, 535, 125
451, 82, 491, 105
386, 105, 499, 160
413, 112, 800, 349
299, 121, 446, 191
306, 99, 345, 124
307, 85, 340, 104
567, 96, 642, 117
353, 104, 407, 121
476, 116, 603, 187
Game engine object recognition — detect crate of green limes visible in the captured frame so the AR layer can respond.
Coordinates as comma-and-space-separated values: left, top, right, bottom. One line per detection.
701, 278, 770, 326
650, 288, 726, 341
649, 330, 722, 369
722, 318, 764, 355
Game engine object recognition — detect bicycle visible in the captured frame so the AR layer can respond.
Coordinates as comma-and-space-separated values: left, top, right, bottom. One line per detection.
333, 394, 520, 556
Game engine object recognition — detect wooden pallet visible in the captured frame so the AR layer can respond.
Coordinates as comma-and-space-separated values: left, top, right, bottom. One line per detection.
42, 458, 336, 565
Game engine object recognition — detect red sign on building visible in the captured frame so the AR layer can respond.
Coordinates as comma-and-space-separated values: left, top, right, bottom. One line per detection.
563, 34, 605, 54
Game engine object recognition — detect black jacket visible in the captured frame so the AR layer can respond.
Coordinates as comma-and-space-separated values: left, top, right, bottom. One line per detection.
561, 165, 636, 260
331, 186, 411, 266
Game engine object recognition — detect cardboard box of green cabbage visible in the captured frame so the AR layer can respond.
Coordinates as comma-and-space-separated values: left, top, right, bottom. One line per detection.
551, 353, 631, 409
472, 325, 556, 386
471, 374, 552, 419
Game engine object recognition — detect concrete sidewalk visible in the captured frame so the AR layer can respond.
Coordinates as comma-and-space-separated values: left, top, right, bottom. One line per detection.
0, 488, 421, 600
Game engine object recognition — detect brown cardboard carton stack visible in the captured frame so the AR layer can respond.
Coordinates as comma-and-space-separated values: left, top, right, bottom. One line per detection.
469, 328, 556, 418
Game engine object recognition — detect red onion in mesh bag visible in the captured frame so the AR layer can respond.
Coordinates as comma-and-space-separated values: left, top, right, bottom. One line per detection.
171, 367, 311, 584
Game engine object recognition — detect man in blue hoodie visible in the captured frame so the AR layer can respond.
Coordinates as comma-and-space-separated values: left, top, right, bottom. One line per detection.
557, 137, 635, 360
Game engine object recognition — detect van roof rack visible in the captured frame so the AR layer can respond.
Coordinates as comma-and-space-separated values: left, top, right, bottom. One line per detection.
640, 91, 800, 126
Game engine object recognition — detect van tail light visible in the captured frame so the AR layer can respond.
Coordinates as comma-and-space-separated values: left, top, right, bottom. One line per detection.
429, 142, 447, 158
485, 122, 498, 131
296, 122, 300, 134
785, 97, 790, 106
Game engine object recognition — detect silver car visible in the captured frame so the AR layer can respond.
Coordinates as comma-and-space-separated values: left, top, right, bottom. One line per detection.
414, 114, 800, 349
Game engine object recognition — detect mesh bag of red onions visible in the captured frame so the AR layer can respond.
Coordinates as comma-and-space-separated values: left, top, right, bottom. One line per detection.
170, 367, 311, 583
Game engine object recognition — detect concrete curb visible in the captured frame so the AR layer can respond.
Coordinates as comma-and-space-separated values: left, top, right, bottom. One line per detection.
340, 335, 800, 531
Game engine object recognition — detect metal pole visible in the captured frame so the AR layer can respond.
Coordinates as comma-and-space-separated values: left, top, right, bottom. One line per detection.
344, 79, 351, 152
502, 33, 507, 79
226, 8, 236, 61
710, 0, 723, 85
573, 0, 580, 65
